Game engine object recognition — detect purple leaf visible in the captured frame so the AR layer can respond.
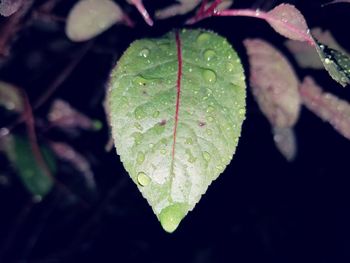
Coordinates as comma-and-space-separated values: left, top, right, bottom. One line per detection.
48, 99, 97, 131
244, 38, 301, 160
300, 77, 350, 140
266, 4, 311, 43
273, 127, 297, 161
0, 0, 23, 17
50, 142, 95, 189
244, 38, 301, 128
323, 0, 350, 6
155, 0, 201, 19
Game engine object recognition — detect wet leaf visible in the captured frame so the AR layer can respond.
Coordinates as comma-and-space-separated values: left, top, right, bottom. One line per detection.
108, 29, 246, 232
300, 77, 350, 140
155, 0, 201, 19
1, 135, 56, 198
266, 4, 311, 42
285, 28, 348, 69
0, 81, 23, 112
314, 41, 350, 87
0, 0, 23, 16
66, 0, 123, 42
323, 0, 350, 5
244, 39, 301, 128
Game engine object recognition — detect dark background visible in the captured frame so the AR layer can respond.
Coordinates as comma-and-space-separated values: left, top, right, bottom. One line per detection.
0, 0, 350, 262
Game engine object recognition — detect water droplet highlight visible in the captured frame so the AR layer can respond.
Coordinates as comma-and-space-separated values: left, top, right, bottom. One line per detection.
196, 33, 210, 44
204, 49, 216, 61
133, 76, 147, 86
135, 107, 146, 120
139, 48, 150, 58
136, 152, 145, 164
203, 151, 211, 161
203, 69, 217, 83
137, 172, 151, 186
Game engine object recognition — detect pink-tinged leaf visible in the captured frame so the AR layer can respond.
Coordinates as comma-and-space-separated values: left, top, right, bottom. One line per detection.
286, 28, 348, 69
48, 99, 98, 131
273, 127, 297, 161
127, 0, 153, 26
300, 77, 350, 139
66, 0, 124, 42
266, 4, 311, 42
244, 38, 301, 128
155, 0, 201, 19
0, 81, 23, 112
0, 0, 23, 16
50, 142, 95, 189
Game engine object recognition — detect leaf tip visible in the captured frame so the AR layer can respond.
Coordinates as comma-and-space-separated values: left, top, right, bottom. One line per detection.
158, 203, 187, 233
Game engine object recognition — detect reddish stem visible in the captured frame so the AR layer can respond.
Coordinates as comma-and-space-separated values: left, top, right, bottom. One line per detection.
129, 0, 153, 26
172, 31, 183, 160
217, 9, 315, 46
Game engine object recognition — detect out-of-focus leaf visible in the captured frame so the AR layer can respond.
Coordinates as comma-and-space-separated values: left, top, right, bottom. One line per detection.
155, 0, 201, 19
127, 0, 153, 26
300, 76, 350, 140
0, 81, 23, 112
266, 4, 311, 42
0, 0, 23, 16
324, 0, 350, 5
108, 29, 246, 232
48, 99, 99, 131
50, 142, 95, 189
273, 127, 297, 161
66, 0, 123, 42
244, 38, 300, 161
285, 28, 348, 69
315, 42, 350, 87
244, 38, 301, 128
1, 135, 55, 198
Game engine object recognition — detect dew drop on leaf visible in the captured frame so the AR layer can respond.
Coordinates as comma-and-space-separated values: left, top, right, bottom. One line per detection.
137, 172, 151, 186
204, 49, 216, 61
203, 69, 217, 83
139, 48, 150, 58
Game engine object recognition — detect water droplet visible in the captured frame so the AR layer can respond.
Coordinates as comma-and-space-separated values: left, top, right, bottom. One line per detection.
185, 138, 193, 145
135, 107, 146, 120
197, 33, 210, 44
134, 122, 143, 130
136, 152, 145, 164
149, 143, 154, 149
239, 108, 245, 116
207, 116, 214, 122
188, 67, 193, 72
204, 49, 216, 61
133, 76, 147, 86
206, 106, 214, 113
186, 149, 196, 163
132, 132, 143, 144
137, 172, 151, 186
206, 129, 213, 135
324, 58, 331, 64
203, 151, 211, 161
160, 149, 166, 155
139, 48, 150, 58
226, 63, 234, 72
216, 164, 224, 171
153, 111, 160, 118
203, 69, 217, 83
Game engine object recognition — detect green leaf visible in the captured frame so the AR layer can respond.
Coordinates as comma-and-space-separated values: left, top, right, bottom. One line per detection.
315, 41, 350, 87
66, 0, 123, 42
3, 136, 56, 198
108, 29, 246, 232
